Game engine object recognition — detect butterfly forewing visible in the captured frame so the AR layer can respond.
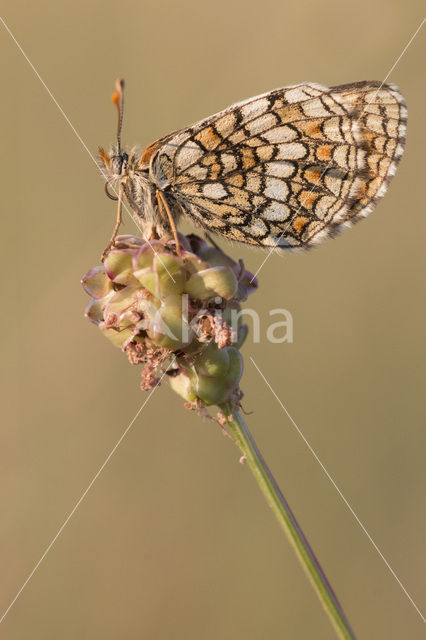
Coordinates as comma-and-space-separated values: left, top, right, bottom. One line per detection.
148, 81, 406, 249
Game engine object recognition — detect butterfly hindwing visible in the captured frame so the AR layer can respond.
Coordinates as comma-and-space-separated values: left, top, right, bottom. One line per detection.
149, 82, 406, 249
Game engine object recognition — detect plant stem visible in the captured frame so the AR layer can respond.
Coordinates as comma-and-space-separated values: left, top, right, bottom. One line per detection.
219, 402, 356, 640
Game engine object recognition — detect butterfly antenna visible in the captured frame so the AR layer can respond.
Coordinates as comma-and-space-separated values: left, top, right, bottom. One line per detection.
111, 78, 125, 153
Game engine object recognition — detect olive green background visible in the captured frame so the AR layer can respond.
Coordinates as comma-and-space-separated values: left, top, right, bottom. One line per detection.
1, 1, 425, 638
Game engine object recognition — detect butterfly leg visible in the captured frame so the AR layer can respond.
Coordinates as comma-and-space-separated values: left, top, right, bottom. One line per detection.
156, 189, 181, 256
100, 182, 125, 261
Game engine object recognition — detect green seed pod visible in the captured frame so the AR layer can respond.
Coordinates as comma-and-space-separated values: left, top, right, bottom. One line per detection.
103, 249, 140, 286
81, 266, 113, 299
181, 252, 209, 276
194, 348, 243, 405
153, 253, 186, 297
147, 295, 192, 350
84, 293, 114, 324
194, 341, 230, 377
133, 266, 159, 297
167, 369, 198, 403
132, 243, 158, 271
103, 287, 140, 318
82, 233, 256, 407
185, 266, 238, 301
101, 326, 135, 349
169, 345, 243, 406
193, 244, 236, 271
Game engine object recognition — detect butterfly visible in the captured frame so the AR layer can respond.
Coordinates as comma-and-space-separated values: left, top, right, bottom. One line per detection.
98, 78, 406, 257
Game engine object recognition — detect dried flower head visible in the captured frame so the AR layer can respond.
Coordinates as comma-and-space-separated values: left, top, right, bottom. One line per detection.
82, 233, 257, 409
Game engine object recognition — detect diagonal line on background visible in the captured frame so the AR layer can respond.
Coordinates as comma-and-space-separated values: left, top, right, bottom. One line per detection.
250, 356, 426, 623
0, 15, 176, 283
0, 16, 101, 174
377, 16, 425, 87
0, 363, 173, 626
250, 17, 425, 283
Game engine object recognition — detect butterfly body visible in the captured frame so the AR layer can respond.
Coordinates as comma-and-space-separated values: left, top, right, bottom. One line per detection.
99, 81, 407, 250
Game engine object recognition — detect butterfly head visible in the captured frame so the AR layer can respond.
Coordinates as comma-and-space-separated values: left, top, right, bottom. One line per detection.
111, 149, 129, 175
99, 146, 129, 176
98, 78, 133, 198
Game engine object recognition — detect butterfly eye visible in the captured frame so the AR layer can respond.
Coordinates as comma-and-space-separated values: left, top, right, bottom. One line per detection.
104, 181, 118, 201
110, 152, 129, 175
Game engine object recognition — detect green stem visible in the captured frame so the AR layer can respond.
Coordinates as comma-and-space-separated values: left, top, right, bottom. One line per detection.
219, 402, 356, 640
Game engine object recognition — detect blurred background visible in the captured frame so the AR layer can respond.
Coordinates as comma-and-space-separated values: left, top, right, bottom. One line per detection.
1, 1, 425, 638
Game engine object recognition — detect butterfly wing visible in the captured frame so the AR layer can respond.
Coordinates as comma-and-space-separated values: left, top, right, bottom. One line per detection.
148, 82, 407, 248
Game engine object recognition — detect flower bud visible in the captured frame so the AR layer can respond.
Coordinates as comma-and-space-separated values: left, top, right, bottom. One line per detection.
103, 249, 139, 286
82, 233, 257, 410
81, 266, 113, 299
169, 345, 242, 406
185, 266, 237, 301
147, 295, 191, 350
195, 346, 242, 405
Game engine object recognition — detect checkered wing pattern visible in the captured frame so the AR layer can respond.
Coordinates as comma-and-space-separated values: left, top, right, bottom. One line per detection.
149, 81, 407, 248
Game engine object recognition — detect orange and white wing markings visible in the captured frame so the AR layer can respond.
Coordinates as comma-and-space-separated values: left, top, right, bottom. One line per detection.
147, 81, 406, 249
